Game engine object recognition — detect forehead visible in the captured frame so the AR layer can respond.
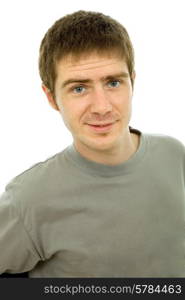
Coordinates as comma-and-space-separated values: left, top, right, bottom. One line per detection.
55, 52, 128, 81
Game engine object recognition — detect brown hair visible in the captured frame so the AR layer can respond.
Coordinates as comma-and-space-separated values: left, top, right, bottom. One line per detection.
39, 10, 135, 95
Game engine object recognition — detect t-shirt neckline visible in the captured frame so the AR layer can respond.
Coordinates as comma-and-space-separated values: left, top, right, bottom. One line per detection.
66, 127, 147, 177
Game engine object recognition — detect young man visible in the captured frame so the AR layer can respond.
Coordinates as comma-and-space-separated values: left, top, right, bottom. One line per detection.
0, 10, 184, 278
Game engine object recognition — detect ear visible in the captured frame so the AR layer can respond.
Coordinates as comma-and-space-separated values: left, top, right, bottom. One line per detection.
131, 71, 136, 89
42, 84, 59, 111
132, 70, 136, 81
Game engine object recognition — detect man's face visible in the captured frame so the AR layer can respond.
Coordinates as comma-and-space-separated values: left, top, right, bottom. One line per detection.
46, 52, 135, 154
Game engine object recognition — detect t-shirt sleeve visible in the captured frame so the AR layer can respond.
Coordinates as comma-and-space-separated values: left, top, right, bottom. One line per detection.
0, 189, 41, 274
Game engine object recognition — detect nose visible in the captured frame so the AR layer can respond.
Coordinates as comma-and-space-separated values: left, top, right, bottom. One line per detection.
90, 86, 112, 115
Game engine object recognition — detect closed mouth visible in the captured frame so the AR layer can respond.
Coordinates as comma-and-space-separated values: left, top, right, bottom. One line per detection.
85, 122, 116, 133
87, 122, 114, 127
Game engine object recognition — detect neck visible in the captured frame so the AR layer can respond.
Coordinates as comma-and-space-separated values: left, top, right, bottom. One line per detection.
74, 131, 140, 166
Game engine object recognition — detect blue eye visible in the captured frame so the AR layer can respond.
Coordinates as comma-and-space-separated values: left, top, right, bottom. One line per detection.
108, 80, 120, 88
74, 86, 85, 94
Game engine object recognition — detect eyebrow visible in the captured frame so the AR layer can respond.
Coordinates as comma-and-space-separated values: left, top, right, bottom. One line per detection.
61, 72, 129, 89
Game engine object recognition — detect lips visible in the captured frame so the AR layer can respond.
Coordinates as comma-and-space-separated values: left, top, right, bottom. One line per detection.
88, 123, 113, 127
86, 122, 115, 133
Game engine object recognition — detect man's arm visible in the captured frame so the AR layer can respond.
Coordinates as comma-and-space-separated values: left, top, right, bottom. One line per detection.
0, 189, 41, 275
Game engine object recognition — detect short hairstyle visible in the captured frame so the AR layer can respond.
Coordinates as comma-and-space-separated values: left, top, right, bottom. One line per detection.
39, 10, 135, 95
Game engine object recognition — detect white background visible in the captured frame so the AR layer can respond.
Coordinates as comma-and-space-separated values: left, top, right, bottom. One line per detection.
0, 0, 185, 193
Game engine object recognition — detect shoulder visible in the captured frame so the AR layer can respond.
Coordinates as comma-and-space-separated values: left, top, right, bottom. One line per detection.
3, 146, 70, 203
144, 132, 185, 155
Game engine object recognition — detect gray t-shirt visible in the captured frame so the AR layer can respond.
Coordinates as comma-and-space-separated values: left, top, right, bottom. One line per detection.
0, 128, 184, 277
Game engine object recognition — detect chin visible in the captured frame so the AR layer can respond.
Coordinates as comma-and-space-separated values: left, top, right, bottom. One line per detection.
83, 137, 118, 153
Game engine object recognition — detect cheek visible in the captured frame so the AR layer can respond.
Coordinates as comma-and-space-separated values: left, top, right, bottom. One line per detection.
60, 100, 88, 125
113, 91, 132, 110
